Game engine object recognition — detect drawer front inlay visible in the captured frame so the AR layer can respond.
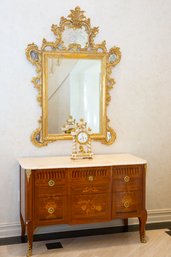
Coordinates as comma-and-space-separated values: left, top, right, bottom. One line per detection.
112, 165, 142, 191
70, 183, 111, 194
112, 165, 143, 176
70, 167, 111, 182
112, 191, 142, 216
70, 167, 111, 194
35, 169, 67, 185
35, 169, 67, 196
70, 193, 111, 224
35, 196, 67, 223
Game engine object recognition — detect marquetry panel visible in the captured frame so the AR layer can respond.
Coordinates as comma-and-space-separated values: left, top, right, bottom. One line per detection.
112, 165, 143, 176
35, 196, 67, 224
35, 169, 67, 184
112, 191, 142, 217
70, 183, 111, 194
70, 167, 111, 183
70, 193, 111, 224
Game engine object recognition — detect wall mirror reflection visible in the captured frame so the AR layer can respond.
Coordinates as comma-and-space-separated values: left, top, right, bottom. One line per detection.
46, 54, 104, 135
26, 6, 121, 147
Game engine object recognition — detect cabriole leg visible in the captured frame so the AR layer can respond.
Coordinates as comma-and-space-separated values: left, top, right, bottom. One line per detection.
123, 218, 128, 226
138, 210, 147, 243
26, 221, 33, 257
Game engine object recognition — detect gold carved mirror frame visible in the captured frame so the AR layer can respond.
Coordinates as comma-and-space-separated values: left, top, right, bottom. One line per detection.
26, 6, 121, 147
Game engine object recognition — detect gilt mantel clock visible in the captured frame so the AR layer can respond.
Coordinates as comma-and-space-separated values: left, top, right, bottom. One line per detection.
71, 119, 93, 159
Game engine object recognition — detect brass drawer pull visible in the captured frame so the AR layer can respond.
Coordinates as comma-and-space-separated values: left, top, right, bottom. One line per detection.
124, 176, 130, 183
48, 207, 55, 214
123, 201, 130, 208
48, 180, 55, 187
88, 176, 93, 182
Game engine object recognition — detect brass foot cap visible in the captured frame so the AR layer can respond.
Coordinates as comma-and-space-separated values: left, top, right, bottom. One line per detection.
141, 236, 147, 243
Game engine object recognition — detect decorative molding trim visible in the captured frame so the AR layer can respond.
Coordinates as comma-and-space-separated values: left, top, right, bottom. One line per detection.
0, 222, 21, 238
0, 209, 171, 238
147, 208, 171, 223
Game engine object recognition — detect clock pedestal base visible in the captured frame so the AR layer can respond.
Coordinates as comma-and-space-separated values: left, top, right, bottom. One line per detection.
71, 152, 93, 160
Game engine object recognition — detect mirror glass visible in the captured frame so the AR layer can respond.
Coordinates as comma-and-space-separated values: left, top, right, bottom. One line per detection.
47, 56, 102, 134
62, 27, 88, 48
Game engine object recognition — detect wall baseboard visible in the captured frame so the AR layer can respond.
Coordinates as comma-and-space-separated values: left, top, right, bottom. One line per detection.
0, 209, 171, 238
0, 222, 20, 238
147, 209, 171, 223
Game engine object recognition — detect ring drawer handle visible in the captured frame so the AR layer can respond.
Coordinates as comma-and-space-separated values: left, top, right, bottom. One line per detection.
123, 201, 130, 208
88, 176, 94, 182
48, 207, 55, 214
124, 176, 130, 183
48, 180, 55, 187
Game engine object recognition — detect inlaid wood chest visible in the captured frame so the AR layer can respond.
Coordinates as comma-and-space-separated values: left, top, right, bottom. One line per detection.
19, 154, 147, 256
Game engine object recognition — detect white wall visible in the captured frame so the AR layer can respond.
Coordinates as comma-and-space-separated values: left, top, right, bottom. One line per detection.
0, 0, 171, 237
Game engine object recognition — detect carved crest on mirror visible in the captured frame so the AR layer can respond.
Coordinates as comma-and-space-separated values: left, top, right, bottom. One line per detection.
26, 6, 121, 147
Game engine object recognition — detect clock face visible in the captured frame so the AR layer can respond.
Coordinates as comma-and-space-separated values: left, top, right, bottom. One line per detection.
77, 132, 89, 144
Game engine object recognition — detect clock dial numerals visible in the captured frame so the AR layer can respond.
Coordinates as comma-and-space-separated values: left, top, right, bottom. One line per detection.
77, 132, 89, 144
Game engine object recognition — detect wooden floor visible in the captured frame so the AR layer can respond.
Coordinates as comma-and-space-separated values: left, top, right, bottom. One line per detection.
0, 229, 171, 257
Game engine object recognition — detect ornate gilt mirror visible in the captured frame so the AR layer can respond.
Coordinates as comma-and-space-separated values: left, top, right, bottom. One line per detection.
26, 6, 121, 147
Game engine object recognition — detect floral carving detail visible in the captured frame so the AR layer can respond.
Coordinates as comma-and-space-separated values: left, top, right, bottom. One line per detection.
68, 6, 89, 28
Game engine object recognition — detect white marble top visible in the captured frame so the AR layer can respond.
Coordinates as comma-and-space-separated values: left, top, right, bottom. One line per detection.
18, 154, 146, 170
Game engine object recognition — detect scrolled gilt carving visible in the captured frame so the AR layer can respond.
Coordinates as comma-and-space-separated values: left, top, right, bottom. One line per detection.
31, 128, 48, 147
26, 43, 42, 106
26, 6, 121, 147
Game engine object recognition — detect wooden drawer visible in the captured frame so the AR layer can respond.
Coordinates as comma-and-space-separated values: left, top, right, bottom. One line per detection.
69, 167, 111, 193
70, 193, 111, 224
112, 191, 142, 217
112, 165, 143, 191
34, 169, 67, 195
35, 196, 67, 225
